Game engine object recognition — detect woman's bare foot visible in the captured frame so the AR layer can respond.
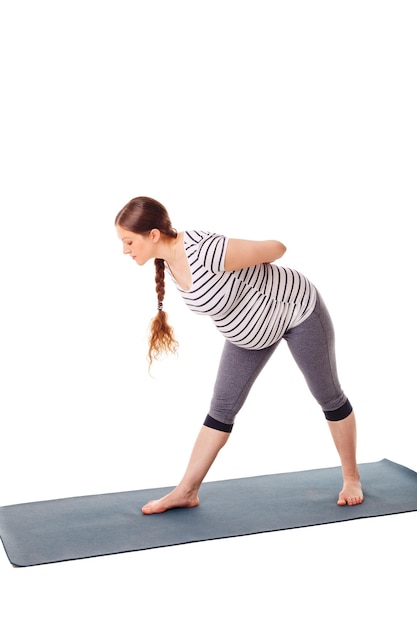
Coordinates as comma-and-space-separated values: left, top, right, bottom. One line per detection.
142, 487, 200, 515
337, 478, 364, 506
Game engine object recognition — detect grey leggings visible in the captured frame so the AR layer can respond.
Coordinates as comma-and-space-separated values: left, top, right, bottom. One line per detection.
204, 292, 352, 433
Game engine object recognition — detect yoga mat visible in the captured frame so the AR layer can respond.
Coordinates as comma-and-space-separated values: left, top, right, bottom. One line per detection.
0, 459, 416, 567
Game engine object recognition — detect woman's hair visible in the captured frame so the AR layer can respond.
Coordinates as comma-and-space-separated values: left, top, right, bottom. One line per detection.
115, 196, 178, 365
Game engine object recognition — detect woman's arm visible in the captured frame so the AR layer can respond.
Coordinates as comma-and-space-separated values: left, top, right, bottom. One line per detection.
224, 238, 287, 271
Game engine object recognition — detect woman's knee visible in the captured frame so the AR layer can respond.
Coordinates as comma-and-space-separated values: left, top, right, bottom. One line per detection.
324, 398, 353, 421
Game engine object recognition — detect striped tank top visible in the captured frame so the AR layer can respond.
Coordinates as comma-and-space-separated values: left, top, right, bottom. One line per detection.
166, 230, 317, 350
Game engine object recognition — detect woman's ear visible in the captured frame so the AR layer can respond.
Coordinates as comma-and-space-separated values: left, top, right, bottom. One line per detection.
150, 228, 161, 243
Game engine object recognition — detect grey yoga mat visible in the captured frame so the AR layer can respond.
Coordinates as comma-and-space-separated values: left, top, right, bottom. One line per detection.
0, 459, 416, 567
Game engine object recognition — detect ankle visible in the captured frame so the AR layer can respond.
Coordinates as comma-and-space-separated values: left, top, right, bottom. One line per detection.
342, 469, 361, 483
175, 483, 200, 500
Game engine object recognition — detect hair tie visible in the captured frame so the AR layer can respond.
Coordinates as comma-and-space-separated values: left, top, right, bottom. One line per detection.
157, 301, 163, 311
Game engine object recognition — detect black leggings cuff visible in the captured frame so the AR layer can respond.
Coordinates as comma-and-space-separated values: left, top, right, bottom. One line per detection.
324, 399, 353, 421
204, 415, 234, 433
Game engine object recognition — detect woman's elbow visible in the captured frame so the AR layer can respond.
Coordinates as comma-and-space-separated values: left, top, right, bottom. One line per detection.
274, 241, 287, 259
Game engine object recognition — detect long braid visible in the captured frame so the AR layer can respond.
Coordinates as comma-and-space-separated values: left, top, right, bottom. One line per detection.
148, 258, 178, 365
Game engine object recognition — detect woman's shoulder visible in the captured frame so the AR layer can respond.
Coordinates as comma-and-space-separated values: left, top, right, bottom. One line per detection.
183, 230, 228, 272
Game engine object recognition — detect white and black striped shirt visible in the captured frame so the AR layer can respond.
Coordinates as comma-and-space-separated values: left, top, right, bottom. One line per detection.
166, 230, 317, 350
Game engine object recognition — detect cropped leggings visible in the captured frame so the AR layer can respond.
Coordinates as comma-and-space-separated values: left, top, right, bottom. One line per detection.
204, 292, 352, 433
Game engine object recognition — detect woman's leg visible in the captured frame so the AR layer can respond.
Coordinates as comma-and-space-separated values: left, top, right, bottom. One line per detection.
142, 341, 278, 514
284, 293, 363, 506
142, 426, 229, 514
327, 413, 363, 505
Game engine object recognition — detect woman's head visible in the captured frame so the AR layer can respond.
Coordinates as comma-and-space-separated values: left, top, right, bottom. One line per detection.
116, 197, 177, 266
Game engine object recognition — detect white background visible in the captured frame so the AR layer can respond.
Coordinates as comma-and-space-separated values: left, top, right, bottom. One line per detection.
0, 1, 416, 624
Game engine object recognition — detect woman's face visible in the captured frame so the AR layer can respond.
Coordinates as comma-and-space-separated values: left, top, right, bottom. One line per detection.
116, 226, 158, 266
